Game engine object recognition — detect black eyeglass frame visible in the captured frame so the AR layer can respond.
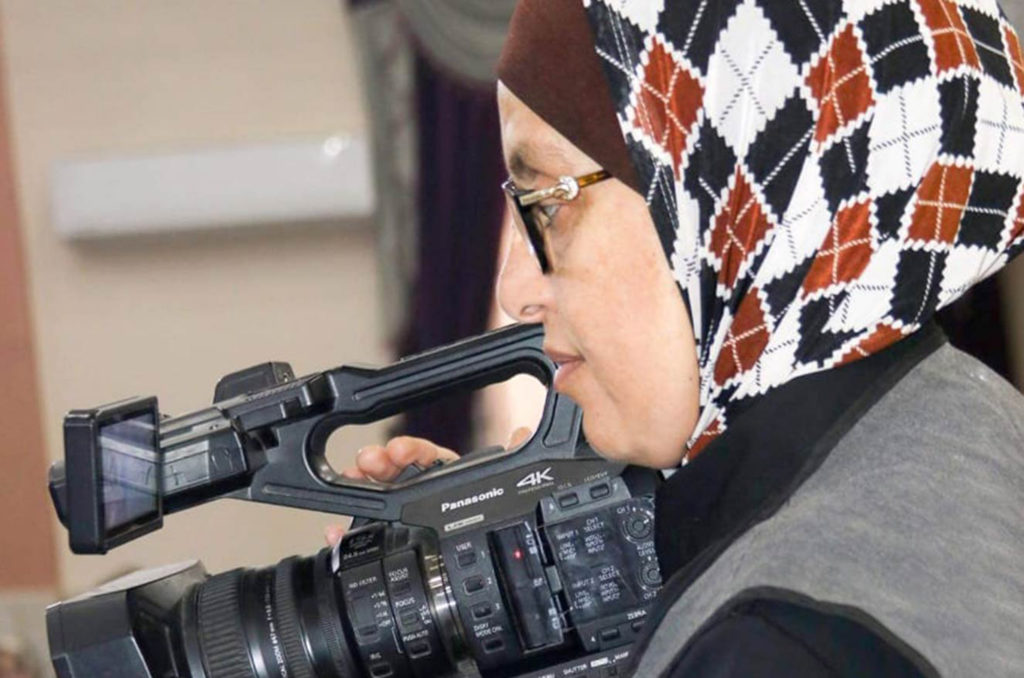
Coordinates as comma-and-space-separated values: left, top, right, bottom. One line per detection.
502, 169, 611, 273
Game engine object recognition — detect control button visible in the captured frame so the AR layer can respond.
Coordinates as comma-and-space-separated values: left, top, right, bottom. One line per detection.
456, 551, 477, 568
482, 637, 505, 653
631, 619, 646, 632
463, 575, 485, 594
599, 627, 621, 642
369, 662, 393, 677
357, 624, 378, 639
640, 560, 662, 588
391, 580, 411, 596
407, 639, 431, 658
589, 483, 611, 499
623, 511, 653, 540
399, 609, 419, 627
557, 492, 580, 508
472, 602, 494, 620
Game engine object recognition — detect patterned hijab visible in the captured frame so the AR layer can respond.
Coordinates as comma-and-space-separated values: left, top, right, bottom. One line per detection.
577, 0, 1024, 458
505, 0, 1024, 457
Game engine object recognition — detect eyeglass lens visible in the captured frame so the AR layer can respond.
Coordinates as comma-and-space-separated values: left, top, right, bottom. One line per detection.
506, 192, 552, 273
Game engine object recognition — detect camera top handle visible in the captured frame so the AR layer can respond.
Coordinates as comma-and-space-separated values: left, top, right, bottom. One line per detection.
52, 323, 612, 552
230, 322, 597, 521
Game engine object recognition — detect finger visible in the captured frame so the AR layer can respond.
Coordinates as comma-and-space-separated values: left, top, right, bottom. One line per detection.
341, 466, 366, 480
506, 426, 533, 449
356, 445, 403, 482
436, 447, 460, 463
385, 436, 459, 468
324, 524, 347, 547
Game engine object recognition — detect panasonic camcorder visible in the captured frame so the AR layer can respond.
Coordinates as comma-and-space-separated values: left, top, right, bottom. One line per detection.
45, 324, 663, 678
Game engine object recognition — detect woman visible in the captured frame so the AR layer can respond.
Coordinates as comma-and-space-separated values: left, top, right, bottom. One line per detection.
335, 0, 1024, 674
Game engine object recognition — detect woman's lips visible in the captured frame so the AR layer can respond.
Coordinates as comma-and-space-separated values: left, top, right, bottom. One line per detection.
544, 346, 584, 392
553, 359, 582, 391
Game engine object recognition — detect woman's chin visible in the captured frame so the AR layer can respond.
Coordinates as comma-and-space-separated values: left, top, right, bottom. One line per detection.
581, 417, 687, 469
580, 417, 632, 463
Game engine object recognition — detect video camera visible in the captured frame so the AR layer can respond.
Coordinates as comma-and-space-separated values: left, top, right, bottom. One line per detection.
45, 324, 662, 678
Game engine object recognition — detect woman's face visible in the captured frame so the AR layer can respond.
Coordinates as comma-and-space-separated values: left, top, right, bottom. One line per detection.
496, 83, 700, 468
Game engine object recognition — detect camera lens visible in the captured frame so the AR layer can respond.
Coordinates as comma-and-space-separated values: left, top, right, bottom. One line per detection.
188, 550, 360, 678
184, 543, 461, 678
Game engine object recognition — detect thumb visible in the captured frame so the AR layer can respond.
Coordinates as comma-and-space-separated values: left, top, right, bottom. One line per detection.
324, 524, 347, 547
505, 426, 533, 449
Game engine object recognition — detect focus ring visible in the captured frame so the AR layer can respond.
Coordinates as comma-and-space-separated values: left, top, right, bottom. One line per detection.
314, 548, 362, 677
274, 558, 314, 678
197, 569, 255, 678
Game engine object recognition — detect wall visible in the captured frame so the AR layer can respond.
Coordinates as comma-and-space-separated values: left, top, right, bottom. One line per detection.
0, 13, 53, 594
0, 15, 58, 675
0, 1, 388, 667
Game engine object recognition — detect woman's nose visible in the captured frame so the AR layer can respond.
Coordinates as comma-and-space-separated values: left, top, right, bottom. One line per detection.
496, 224, 550, 323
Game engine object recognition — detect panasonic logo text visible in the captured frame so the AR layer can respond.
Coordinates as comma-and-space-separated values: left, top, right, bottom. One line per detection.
441, 488, 504, 513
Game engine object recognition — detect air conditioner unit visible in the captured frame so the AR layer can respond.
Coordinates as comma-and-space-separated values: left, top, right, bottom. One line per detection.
51, 135, 374, 238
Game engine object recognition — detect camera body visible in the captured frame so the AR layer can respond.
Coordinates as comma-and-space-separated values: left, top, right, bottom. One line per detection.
46, 324, 663, 677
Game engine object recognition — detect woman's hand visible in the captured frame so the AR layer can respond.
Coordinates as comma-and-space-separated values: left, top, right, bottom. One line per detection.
340, 435, 460, 482
324, 427, 532, 547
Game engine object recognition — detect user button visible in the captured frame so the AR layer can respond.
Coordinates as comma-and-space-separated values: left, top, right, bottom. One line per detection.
463, 575, 486, 594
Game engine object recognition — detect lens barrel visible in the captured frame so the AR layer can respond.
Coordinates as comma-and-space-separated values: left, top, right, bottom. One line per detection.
187, 542, 460, 678
194, 568, 254, 678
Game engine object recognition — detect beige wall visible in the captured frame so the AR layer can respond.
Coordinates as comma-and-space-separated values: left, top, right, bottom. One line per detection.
0, 0, 392, 613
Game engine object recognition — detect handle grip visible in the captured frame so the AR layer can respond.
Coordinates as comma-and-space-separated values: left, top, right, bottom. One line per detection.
234, 324, 597, 521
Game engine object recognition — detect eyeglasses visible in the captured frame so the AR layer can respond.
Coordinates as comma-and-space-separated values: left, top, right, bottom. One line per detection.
502, 169, 611, 273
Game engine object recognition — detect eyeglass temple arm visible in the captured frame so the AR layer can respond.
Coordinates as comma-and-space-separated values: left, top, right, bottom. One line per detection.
518, 169, 611, 206
574, 169, 610, 188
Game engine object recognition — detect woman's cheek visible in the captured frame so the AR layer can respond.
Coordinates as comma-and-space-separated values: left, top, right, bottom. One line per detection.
577, 387, 640, 463
581, 415, 623, 460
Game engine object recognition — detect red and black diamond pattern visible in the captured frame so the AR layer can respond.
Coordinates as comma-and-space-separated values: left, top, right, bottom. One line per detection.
583, 0, 1024, 457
